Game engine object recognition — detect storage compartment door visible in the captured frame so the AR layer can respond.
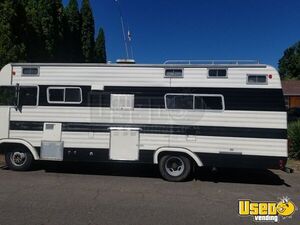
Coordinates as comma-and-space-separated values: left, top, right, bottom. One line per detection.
42, 123, 62, 141
109, 128, 140, 161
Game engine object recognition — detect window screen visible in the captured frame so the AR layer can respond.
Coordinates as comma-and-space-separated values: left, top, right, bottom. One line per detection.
195, 96, 223, 110
165, 69, 183, 78
247, 75, 267, 84
111, 94, 134, 110
0, 86, 16, 106
22, 67, 39, 76
208, 69, 227, 78
47, 87, 82, 104
166, 95, 193, 109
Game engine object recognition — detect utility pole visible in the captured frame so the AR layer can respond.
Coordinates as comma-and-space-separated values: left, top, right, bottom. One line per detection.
115, 0, 130, 59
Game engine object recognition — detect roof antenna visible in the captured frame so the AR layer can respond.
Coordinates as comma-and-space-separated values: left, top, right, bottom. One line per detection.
115, 0, 135, 63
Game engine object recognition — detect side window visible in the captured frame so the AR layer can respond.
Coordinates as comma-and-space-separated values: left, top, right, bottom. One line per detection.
247, 75, 267, 84
47, 87, 82, 104
208, 69, 227, 78
22, 67, 39, 76
19, 86, 38, 106
195, 96, 223, 110
0, 86, 16, 106
165, 95, 193, 109
165, 69, 183, 78
88, 91, 111, 107
165, 94, 224, 110
48, 89, 64, 102
65, 88, 81, 102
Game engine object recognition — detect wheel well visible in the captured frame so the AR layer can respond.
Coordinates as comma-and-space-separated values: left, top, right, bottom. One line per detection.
0, 143, 33, 155
158, 151, 196, 166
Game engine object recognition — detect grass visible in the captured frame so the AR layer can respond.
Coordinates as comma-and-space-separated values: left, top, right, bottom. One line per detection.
286, 159, 300, 172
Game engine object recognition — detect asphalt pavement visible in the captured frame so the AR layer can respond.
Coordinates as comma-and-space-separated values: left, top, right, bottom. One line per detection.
0, 161, 299, 225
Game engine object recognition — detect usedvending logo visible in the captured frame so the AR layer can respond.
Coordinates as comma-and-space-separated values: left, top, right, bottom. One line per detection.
238, 197, 297, 222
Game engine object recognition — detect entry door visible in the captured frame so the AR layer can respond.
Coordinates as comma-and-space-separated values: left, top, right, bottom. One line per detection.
0, 107, 9, 139
109, 128, 140, 161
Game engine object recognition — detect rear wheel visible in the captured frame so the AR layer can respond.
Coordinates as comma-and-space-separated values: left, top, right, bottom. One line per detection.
5, 149, 33, 171
159, 154, 192, 182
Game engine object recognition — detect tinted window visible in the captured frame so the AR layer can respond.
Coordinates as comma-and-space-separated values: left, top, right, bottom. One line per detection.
19, 87, 38, 106
195, 96, 223, 110
22, 67, 39, 76
48, 87, 82, 104
166, 95, 193, 109
208, 69, 227, 77
247, 75, 267, 84
88, 91, 111, 107
0, 86, 15, 106
48, 89, 64, 102
165, 69, 183, 78
65, 88, 82, 103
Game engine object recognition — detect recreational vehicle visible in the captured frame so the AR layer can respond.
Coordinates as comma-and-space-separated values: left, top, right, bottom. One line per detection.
0, 60, 287, 181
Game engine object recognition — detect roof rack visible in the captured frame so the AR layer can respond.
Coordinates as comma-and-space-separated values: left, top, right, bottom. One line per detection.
164, 60, 260, 65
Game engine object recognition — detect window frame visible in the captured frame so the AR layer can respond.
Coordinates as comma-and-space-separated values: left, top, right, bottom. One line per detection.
246, 74, 268, 85
164, 93, 225, 111
207, 68, 228, 79
47, 87, 82, 104
164, 68, 184, 78
21, 67, 40, 77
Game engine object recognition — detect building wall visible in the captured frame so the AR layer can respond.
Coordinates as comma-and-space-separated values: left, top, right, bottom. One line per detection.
289, 96, 300, 108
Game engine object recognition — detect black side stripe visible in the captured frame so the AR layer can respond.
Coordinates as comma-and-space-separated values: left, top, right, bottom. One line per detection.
10, 121, 287, 139
36, 85, 286, 112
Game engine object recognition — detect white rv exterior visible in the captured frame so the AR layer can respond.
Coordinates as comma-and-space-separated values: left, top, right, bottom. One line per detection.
0, 62, 287, 181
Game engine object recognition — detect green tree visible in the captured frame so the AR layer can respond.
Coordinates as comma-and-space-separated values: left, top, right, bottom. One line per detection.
52, 0, 66, 61
24, 0, 63, 62
81, 0, 95, 62
0, 0, 27, 68
23, 0, 44, 61
65, 0, 82, 62
94, 27, 107, 63
38, 0, 58, 61
279, 41, 300, 80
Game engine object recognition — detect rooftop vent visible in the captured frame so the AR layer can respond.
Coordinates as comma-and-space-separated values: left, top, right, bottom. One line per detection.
116, 59, 136, 64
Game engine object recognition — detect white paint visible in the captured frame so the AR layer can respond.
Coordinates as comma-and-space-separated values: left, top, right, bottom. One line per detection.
10, 107, 287, 129
0, 64, 12, 85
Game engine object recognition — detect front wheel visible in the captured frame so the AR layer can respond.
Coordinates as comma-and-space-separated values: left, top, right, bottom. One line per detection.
5, 150, 33, 171
159, 154, 192, 182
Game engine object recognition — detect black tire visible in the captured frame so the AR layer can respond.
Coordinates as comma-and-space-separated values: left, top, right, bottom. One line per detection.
5, 149, 33, 171
159, 154, 192, 182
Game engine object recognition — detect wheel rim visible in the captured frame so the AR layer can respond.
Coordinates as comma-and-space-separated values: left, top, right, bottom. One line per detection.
10, 152, 27, 167
165, 156, 185, 177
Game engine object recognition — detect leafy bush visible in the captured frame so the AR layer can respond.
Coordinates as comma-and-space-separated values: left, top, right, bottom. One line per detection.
288, 120, 300, 159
